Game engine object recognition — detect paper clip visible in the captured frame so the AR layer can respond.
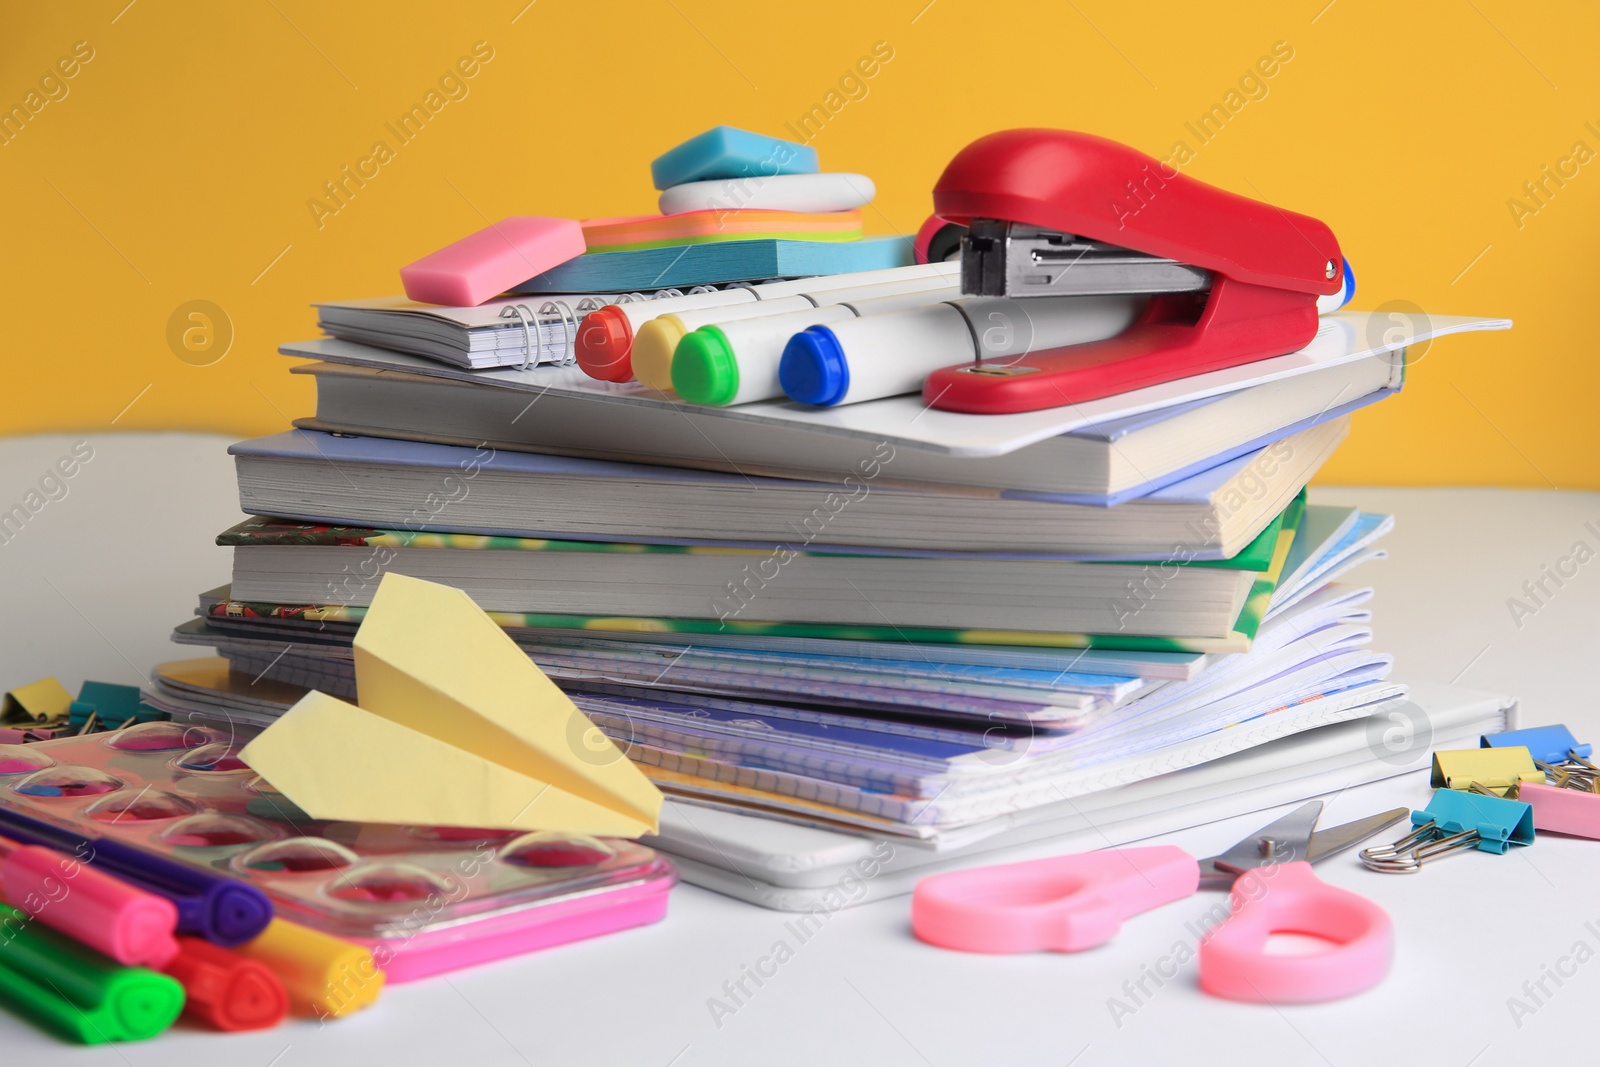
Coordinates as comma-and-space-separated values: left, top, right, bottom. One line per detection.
1360, 789, 1535, 873
1431, 746, 1544, 796
1485, 725, 1600, 792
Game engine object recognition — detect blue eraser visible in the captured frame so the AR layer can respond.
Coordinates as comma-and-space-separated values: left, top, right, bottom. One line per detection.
651, 126, 820, 191
780, 326, 850, 406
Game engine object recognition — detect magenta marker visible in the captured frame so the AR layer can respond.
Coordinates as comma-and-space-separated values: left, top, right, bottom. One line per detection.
0, 833, 180, 968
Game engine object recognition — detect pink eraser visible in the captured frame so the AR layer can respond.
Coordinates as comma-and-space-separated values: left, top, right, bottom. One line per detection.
400, 217, 585, 307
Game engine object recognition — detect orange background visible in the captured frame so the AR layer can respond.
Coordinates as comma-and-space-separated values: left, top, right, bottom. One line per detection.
2, 0, 1596, 487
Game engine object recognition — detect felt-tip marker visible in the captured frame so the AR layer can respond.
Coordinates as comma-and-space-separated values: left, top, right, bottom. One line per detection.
779, 295, 1144, 407
574, 262, 957, 383
0, 902, 185, 1044
633, 274, 960, 392
673, 285, 964, 407
0, 832, 179, 969
0, 806, 272, 946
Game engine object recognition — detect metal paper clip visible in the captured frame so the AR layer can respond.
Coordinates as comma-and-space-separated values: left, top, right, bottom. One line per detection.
1360, 789, 1535, 873
1431, 746, 1545, 796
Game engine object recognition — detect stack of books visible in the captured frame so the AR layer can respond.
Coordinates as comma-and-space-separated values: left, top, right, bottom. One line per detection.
145, 128, 1516, 910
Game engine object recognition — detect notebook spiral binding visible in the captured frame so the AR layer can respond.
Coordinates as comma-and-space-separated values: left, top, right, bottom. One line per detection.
498, 287, 722, 371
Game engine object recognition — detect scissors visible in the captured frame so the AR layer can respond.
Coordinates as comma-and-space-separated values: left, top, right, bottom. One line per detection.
911, 801, 1407, 1003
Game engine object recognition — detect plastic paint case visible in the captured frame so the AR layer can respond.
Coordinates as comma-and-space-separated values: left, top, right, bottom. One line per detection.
0, 723, 676, 982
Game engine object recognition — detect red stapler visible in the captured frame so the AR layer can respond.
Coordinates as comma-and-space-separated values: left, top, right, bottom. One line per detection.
922, 129, 1343, 414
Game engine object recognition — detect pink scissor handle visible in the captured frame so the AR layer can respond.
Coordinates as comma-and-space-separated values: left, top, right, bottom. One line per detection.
1199, 861, 1391, 1003
911, 846, 1200, 953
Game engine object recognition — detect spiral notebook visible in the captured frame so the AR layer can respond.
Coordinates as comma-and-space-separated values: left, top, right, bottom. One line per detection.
316, 290, 730, 370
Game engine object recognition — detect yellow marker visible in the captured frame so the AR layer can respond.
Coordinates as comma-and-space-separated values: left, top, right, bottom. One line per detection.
631, 295, 823, 391
235, 919, 383, 1019
1431, 746, 1545, 796
630, 314, 692, 391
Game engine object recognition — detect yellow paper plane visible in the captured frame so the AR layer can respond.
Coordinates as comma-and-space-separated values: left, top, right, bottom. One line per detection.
240, 573, 662, 837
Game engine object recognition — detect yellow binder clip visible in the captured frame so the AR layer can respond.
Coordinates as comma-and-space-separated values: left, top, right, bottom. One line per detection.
0, 678, 73, 727
1431, 746, 1544, 796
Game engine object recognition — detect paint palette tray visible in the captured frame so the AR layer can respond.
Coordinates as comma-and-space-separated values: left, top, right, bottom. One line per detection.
0, 722, 676, 981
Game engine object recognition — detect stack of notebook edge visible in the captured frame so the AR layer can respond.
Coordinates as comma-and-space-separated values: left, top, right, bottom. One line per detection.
150, 262, 1517, 909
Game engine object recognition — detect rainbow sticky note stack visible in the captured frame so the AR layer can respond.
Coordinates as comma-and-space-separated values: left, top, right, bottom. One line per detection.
580, 208, 864, 252
515, 126, 897, 294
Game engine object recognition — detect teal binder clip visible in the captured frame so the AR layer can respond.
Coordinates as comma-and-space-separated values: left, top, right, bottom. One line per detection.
68, 681, 146, 733
1483, 724, 1593, 765
1359, 788, 1534, 872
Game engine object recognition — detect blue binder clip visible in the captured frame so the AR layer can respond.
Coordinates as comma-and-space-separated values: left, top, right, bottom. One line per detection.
1483, 724, 1593, 765
1359, 788, 1534, 872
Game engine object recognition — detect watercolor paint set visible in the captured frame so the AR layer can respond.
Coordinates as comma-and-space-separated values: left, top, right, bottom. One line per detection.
0, 722, 675, 982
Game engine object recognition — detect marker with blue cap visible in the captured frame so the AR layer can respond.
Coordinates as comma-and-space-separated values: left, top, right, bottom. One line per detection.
672, 283, 962, 407
779, 295, 1144, 408
779, 259, 1361, 408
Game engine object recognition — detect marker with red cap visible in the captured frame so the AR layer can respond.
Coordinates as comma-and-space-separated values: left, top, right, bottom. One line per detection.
163, 936, 288, 1031
574, 262, 957, 383
0, 832, 179, 969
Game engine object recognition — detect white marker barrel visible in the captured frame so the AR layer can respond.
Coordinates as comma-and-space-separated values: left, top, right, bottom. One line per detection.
780, 295, 1144, 407
673, 281, 962, 406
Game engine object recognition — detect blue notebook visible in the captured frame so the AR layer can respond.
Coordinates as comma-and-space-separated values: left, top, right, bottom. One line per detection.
511, 236, 913, 293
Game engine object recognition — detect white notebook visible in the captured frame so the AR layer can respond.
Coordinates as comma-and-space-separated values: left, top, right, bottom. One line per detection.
282, 312, 1510, 457
647, 682, 1516, 910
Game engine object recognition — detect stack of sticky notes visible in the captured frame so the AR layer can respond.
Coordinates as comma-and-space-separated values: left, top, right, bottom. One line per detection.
517, 125, 908, 293
393, 125, 906, 313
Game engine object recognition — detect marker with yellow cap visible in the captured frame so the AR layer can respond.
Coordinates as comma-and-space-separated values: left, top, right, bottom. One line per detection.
632, 273, 962, 392
233, 918, 383, 1019
672, 285, 963, 407
574, 262, 957, 383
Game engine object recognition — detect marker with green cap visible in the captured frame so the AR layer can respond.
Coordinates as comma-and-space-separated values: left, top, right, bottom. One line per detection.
672, 284, 962, 407
0, 903, 185, 1043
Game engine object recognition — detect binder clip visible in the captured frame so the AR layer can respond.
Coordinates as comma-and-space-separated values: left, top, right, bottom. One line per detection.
0, 678, 73, 728
1481, 727, 1600, 838
1431, 746, 1544, 796
1516, 783, 1600, 839
1483, 725, 1598, 788
923, 129, 1344, 414
1360, 789, 1535, 873
67, 681, 156, 735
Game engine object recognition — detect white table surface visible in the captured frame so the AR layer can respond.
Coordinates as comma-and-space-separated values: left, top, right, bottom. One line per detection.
1, 431, 1597, 1065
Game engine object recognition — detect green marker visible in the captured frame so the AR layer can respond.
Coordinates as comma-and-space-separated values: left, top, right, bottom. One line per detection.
0, 904, 185, 1043
671, 283, 959, 407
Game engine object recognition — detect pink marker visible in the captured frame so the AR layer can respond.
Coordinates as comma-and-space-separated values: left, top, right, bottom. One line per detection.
0, 832, 180, 968
400, 216, 586, 307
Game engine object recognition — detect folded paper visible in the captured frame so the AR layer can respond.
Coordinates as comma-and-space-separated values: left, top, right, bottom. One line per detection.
240, 573, 661, 837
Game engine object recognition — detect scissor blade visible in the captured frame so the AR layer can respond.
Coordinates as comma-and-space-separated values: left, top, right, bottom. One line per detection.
1200, 801, 1324, 878
1304, 807, 1411, 864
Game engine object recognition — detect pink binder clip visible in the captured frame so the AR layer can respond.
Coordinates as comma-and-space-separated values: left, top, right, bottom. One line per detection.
1520, 782, 1600, 839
